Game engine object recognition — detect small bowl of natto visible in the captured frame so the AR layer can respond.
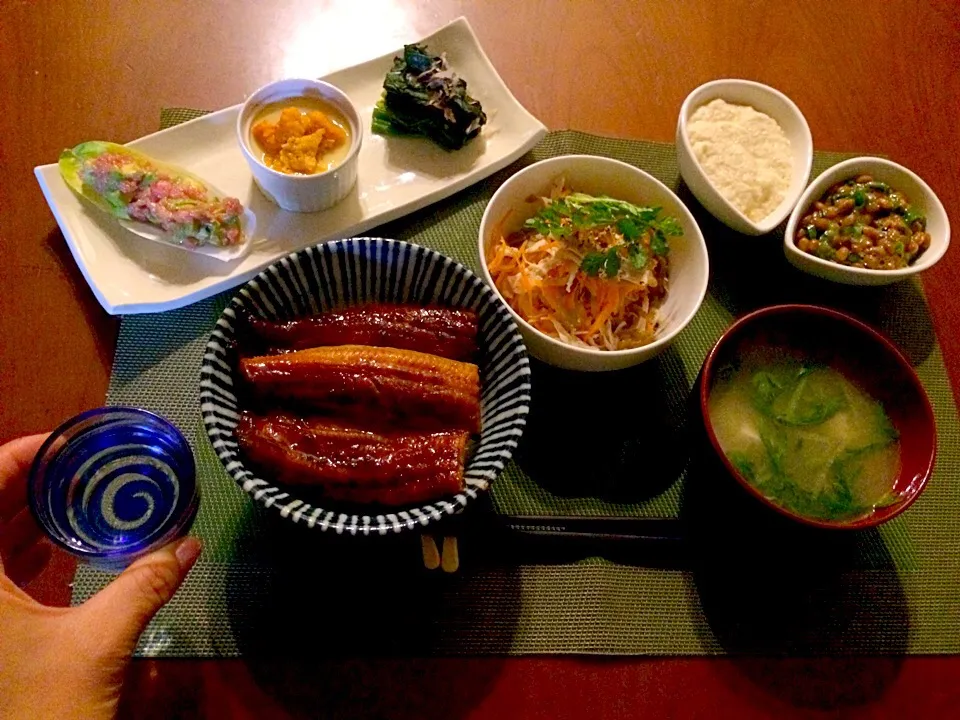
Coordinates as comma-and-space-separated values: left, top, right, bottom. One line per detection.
237, 78, 363, 213
783, 156, 950, 286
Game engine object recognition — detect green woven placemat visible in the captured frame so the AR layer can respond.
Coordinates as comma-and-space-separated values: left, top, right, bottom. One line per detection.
70, 109, 960, 657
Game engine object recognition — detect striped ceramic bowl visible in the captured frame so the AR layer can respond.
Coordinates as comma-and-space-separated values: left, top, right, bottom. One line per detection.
200, 238, 531, 535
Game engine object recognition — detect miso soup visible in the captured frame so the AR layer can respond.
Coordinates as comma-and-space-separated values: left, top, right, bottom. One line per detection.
708, 351, 901, 521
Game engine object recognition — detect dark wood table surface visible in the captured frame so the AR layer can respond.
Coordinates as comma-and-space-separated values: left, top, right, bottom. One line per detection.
3, 1, 960, 717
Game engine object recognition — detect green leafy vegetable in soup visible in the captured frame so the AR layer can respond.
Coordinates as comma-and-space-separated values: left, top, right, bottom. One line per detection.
708, 353, 901, 521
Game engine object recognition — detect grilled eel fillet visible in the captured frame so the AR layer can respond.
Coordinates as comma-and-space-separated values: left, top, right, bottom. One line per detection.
236, 413, 468, 505
240, 344, 481, 432
241, 304, 478, 361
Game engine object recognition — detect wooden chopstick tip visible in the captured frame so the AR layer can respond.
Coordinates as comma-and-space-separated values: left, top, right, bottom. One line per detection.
441, 536, 459, 573
421, 533, 440, 570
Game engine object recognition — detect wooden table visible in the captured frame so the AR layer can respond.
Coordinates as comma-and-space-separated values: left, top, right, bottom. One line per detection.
2, 1, 959, 717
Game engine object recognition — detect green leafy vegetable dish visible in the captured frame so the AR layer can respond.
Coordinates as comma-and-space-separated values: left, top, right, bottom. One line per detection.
708, 352, 902, 521
372, 44, 487, 150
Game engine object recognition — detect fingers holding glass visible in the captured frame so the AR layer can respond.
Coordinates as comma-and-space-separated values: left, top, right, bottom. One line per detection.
0, 433, 53, 583
0, 434, 50, 523
2, 537, 52, 587
0, 507, 49, 579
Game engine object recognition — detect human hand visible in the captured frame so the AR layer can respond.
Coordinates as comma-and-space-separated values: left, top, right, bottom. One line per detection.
0, 434, 202, 720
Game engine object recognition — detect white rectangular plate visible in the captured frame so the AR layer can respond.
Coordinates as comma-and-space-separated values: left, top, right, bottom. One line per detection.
34, 17, 547, 314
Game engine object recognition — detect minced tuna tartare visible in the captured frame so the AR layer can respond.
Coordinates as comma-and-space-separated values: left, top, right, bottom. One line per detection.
60, 141, 245, 248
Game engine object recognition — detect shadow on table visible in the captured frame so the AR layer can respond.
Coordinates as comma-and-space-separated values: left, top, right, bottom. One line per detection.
515, 348, 690, 504
440, 492, 690, 571
45, 226, 217, 375
677, 182, 936, 368
118, 659, 206, 720
680, 436, 908, 711
44, 228, 119, 366
222, 515, 519, 719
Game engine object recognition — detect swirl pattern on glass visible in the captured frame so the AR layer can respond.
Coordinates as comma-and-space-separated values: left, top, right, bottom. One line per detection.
29, 408, 198, 569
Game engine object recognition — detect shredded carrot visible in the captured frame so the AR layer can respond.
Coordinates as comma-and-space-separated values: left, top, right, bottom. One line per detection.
587, 283, 620, 335
486, 216, 669, 351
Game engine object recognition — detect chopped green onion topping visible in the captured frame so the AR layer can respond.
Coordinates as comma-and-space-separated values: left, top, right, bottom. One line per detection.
903, 207, 926, 226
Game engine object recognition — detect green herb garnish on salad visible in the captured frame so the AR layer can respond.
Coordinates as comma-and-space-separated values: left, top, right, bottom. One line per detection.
522, 193, 683, 278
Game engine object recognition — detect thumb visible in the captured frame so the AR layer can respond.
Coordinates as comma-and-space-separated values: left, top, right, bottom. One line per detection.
81, 536, 202, 653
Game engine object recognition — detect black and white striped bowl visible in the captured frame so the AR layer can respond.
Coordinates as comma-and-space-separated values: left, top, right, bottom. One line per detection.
200, 238, 531, 536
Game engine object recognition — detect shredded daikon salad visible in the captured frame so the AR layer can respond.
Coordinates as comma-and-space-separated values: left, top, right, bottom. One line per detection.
487, 182, 683, 350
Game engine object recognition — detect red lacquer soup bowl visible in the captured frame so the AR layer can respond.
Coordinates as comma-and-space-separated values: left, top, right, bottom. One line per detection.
698, 304, 936, 530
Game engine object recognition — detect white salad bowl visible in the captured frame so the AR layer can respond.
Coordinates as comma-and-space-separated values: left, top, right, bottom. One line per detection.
478, 155, 709, 372
783, 156, 950, 286
237, 78, 362, 213
676, 78, 813, 236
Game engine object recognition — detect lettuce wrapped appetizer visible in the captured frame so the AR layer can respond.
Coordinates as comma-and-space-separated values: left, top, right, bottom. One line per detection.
58, 141, 248, 251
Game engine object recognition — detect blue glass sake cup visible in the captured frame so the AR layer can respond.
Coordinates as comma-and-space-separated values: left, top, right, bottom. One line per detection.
28, 407, 199, 571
